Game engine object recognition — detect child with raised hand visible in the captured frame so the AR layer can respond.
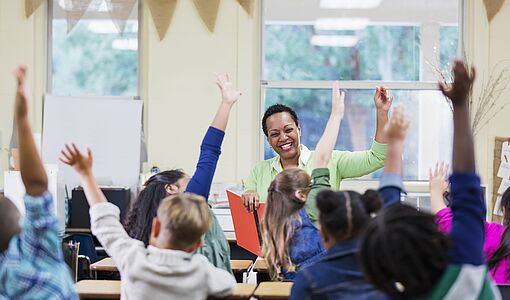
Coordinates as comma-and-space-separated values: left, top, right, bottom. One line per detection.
123, 74, 240, 273
360, 60, 501, 299
0, 66, 78, 299
60, 144, 236, 299
261, 81, 344, 280
431, 163, 510, 284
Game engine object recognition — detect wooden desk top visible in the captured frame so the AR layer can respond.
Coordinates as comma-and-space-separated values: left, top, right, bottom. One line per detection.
230, 260, 253, 273
75, 280, 120, 299
253, 259, 268, 272
229, 283, 257, 299
253, 282, 293, 299
91, 258, 118, 272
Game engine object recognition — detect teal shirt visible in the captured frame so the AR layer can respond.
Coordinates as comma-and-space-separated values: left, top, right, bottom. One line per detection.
244, 141, 387, 202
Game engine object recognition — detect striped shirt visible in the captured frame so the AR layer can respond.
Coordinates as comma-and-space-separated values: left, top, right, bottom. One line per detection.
0, 192, 78, 300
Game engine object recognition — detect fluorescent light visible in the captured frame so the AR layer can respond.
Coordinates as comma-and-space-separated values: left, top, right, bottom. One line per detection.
310, 35, 358, 47
314, 18, 370, 31
112, 38, 138, 50
320, 0, 382, 9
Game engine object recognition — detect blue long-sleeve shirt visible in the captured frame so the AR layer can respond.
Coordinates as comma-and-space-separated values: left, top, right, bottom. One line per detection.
184, 126, 232, 273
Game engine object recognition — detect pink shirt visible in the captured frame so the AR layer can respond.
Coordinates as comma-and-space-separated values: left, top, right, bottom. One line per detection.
436, 207, 509, 284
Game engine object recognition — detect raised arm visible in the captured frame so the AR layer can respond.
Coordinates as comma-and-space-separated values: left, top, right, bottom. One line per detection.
185, 74, 241, 199
59, 144, 107, 206
374, 86, 392, 144
314, 81, 344, 168
211, 74, 241, 131
378, 105, 410, 206
14, 66, 47, 196
429, 162, 449, 214
439, 60, 484, 265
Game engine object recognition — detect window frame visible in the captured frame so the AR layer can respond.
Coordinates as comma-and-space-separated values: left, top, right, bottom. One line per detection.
46, 0, 142, 98
259, 0, 467, 162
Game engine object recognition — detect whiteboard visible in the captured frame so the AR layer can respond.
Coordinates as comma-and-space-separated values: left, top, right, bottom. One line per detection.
42, 96, 143, 199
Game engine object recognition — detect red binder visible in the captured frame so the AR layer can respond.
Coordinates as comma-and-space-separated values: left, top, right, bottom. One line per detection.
226, 190, 266, 256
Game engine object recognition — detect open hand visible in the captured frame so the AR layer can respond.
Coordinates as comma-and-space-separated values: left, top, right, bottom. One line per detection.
216, 73, 242, 105
439, 59, 475, 106
59, 143, 94, 177
374, 86, 393, 112
429, 162, 449, 195
383, 105, 410, 143
332, 81, 345, 119
14, 66, 29, 120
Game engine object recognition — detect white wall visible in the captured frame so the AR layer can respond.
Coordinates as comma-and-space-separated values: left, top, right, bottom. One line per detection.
141, 0, 260, 183
0, 1, 46, 186
467, 0, 510, 215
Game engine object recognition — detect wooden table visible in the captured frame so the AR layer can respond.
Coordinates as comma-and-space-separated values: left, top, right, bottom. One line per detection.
253, 259, 268, 273
253, 282, 293, 299
91, 257, 118, 272
76, 280, 121, 299
230, 260, 253, 273
223, 283, 257, 299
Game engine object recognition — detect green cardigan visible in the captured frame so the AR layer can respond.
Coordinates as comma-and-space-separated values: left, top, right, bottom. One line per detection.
244, 141, 387, 202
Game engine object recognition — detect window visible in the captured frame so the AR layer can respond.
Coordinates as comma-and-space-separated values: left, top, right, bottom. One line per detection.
49, 0, 139, 96
262, 0, 461, 180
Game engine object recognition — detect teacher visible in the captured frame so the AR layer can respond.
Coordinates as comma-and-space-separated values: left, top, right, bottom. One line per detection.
242, 87, 393, 211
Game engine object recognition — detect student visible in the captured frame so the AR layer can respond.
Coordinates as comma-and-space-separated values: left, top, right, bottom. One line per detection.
242, 86, 392, 210
123, 74, 240, 272
290, 189, 383, 300
0, 66, 78, 299
261, 81, 344, 280
60, 146, 236, 299
431, 163, 510, 284
359, 60, 501, 299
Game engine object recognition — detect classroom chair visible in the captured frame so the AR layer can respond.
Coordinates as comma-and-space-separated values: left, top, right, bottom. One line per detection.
63, 233, 98, 280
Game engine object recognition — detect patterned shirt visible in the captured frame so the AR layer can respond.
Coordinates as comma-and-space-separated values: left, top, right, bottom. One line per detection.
0, 192, 78, 300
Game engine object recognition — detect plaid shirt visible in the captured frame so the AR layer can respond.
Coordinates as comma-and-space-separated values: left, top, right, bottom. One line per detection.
0, 192, 78, 300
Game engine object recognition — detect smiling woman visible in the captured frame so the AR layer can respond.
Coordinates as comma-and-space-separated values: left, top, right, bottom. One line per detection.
242, 84, 391, 210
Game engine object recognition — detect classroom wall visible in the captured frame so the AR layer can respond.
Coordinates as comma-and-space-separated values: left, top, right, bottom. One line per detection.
0, 0, 260, 188
467, 0, 510, 214
0, 0, 46, 186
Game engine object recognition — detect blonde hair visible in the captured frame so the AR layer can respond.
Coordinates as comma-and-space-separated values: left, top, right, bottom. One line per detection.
157, 193, 211, 250
261, 168, 311, 280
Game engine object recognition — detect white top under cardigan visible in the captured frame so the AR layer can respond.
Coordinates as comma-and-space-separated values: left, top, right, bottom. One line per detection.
90, 202, 236, 300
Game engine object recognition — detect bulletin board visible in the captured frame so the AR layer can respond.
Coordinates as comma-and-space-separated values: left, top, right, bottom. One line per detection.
492, 137, 510, 221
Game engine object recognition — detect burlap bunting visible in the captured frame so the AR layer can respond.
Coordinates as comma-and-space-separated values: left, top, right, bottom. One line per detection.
484, 0, 506, 22
25, 0, 255, 37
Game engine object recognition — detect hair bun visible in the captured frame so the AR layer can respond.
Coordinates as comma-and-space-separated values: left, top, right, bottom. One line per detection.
361, 189, 383, 215
316, 189, 339, 214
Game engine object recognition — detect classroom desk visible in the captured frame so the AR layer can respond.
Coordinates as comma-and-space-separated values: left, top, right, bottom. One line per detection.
77, 280, 255, 300
91, 257, 118, 272
253, 259, 268, 273
253, 282, 293, 300
230, 260, 253, 273
76, 280, 121, 299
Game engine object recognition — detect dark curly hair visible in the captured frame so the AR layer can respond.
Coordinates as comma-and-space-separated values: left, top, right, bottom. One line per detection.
360, 203, 450, 298
262, 104, 299, 137
123, 169, 187, 245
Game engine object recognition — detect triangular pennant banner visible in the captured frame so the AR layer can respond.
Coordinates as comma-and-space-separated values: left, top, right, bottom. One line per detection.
147, 0, 178, 40
237, 0, 254, 16
193, 0, 220, 33
25, 0, 45, 18
105, 0, 138, 34
484, 0, 506, 22
62, 0, 99, 33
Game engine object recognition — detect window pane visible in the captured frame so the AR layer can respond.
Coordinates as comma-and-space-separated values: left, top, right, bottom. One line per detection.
263, 88, 453, 180
51, 1, 138, 96
263, 0, 459, 81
